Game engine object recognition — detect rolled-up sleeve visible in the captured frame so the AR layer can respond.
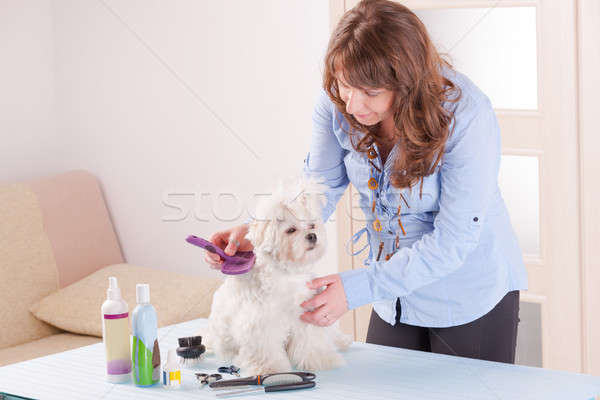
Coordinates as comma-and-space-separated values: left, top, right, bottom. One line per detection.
303, 89, 350, 223
340, 97, 501, 310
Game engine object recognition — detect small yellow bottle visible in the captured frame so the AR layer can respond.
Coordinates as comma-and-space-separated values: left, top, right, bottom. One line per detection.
162, 348, 182, 389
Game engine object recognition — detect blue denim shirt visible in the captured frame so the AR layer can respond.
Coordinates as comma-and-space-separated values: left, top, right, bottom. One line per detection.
303, 69, 528, 328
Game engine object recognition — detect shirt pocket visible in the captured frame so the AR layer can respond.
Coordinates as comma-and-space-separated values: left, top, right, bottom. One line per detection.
344, 152, 379, 224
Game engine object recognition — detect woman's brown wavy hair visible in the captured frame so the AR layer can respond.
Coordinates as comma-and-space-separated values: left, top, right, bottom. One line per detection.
323, 0, 461, 191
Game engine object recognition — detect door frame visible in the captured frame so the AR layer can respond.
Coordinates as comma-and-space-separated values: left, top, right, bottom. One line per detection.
576, 0, 600, 377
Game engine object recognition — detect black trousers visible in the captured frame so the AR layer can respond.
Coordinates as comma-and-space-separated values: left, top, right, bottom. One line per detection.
366, 290, 520, 364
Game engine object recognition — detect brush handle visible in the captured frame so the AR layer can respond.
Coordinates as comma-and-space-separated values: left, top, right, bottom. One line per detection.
186, 235, 255, 275
265, 381, 316, 392
186, 235, 229, 259
186, 235, 254, 260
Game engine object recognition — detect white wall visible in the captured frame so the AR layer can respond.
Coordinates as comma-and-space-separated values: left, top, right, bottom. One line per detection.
0, 0, 60, 181
3, 0, 336, 278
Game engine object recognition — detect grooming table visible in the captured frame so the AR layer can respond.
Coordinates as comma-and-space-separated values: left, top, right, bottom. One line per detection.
1, 318, 599, 399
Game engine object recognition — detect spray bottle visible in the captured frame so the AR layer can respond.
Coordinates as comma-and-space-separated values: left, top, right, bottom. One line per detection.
101, 277, 131, 383
131, 283, 160, 386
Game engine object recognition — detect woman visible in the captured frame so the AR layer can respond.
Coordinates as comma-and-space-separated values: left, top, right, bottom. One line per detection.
205, 0, 528, 364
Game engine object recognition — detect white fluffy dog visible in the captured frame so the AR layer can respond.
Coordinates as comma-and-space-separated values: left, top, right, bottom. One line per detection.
206, 176, 351, 375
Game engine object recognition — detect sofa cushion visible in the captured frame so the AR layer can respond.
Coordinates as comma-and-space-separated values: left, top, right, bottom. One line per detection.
29, 263, 222, 337
0, 333, 101, 367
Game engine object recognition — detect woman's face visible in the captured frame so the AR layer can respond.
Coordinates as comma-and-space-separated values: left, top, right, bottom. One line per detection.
335, 71, 395, 127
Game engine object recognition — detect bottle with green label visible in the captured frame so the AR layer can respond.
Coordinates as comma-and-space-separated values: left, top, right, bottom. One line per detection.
131, 284, 160, 386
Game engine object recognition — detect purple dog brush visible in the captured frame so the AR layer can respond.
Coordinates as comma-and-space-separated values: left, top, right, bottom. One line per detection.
186, 235, 255, 275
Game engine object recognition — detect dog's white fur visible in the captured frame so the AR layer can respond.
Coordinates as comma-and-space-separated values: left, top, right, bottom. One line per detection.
205, 176, 351, 375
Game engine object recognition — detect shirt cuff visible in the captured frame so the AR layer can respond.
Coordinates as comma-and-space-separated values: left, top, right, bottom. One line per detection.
339, 268, 373, 310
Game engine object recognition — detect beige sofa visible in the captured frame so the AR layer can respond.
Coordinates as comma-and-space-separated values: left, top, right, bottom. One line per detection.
0, 170, 219, 366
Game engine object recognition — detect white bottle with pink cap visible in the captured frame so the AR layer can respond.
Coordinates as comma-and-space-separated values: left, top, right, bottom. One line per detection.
101, 277, 132, 383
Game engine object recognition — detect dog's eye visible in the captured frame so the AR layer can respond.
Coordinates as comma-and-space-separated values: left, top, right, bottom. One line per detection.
286, 227, 296, 234
309, 223, 315, 229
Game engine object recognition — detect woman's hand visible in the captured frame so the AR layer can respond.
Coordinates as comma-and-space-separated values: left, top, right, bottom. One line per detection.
300, 274, 349, 326
204, 223, 254, 270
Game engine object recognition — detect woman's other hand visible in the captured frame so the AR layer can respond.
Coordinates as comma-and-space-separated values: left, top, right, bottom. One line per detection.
300, 274, 349, 326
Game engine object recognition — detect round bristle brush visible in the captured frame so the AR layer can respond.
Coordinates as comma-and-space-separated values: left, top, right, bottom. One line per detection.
176, 335, 206, 367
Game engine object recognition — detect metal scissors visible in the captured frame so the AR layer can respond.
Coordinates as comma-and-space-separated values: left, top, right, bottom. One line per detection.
218, 365, 241, 377
195, 372, 222, 386
209, 372, 316, 397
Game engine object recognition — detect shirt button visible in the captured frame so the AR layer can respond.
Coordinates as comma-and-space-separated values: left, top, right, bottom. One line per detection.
473, 217, 479, 222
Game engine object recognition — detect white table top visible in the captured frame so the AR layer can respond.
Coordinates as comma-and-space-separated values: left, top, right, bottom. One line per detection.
1, 318, 599, 400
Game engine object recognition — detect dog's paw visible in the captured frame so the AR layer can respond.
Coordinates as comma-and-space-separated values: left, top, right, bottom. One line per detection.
296, 350, 345, 371
334, 332, 353, 352
240, 360, 292, 376
240, 364, 263, 376
196, 328, 214, 355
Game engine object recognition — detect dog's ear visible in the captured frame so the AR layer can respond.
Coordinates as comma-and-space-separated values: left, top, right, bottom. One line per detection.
247, 218, 277, 254
298, 175, 328, 220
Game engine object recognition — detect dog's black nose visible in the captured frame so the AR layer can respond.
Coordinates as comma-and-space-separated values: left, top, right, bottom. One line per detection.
306, 233, 317, 244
